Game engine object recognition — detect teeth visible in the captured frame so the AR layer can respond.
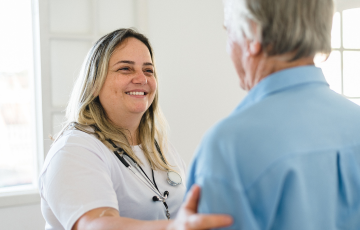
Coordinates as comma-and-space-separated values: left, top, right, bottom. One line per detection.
127, 92, 145, 95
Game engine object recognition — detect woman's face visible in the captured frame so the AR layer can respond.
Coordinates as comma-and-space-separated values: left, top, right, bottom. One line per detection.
99, 37, 157, 123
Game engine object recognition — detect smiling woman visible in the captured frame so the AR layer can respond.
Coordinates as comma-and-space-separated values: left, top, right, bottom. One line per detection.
99, 37, 158, 144
38, 28, 232, 230
58, 30, 170, 172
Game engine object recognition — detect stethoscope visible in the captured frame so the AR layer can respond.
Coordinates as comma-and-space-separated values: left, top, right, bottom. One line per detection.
107, 139, 182, 220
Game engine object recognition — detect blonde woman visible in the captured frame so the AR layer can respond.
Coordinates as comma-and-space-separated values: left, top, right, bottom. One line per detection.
38, 28, 232, 230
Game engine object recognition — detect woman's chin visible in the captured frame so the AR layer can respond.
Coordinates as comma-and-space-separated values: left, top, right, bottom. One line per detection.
129, 106, 149, 115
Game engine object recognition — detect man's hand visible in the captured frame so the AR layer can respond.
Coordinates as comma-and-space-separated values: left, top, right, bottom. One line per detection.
167, 184, 233, 230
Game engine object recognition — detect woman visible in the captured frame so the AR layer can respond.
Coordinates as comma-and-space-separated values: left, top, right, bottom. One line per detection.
39, 28, 232, 230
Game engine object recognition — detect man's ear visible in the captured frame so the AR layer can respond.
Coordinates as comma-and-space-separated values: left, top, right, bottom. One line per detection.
244, 39, 261, 57
249, 40, 261, 56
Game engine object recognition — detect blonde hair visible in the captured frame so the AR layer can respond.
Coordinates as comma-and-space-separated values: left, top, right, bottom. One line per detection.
224, 0, 334, 61
56, 28, 171, 171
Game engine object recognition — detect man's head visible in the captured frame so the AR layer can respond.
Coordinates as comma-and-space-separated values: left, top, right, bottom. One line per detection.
223, 0, 334, 90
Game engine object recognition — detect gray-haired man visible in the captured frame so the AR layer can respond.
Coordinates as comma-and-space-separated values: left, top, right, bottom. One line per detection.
187, 0, 360, 229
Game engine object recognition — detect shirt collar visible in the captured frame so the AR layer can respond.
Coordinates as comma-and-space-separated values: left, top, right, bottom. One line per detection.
235, 65, 329, 112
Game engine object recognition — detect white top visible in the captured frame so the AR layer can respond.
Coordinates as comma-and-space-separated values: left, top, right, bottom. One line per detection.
39, 129, 187, 230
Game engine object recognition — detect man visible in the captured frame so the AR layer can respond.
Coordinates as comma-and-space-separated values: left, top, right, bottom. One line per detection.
187, 0, 360, 229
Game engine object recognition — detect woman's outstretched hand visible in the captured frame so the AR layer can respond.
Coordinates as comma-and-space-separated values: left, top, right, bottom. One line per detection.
167, 184, 233, 230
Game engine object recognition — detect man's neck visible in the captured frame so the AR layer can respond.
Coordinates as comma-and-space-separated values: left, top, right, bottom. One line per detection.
246, 54, 315, 91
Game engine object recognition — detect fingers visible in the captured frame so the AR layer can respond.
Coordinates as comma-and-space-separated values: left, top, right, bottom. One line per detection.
181, 185, 233, 229
183, 184, 201, 211
188, 214, 233, 230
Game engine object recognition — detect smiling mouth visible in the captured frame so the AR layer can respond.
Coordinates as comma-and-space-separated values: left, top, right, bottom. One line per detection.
126, 92, 147, 96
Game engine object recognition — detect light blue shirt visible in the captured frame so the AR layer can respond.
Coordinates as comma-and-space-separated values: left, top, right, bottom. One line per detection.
187, 66, 360, 230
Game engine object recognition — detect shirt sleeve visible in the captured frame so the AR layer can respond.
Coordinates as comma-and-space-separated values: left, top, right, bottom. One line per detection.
186, 129, 260, 230
40, 135, 119, 230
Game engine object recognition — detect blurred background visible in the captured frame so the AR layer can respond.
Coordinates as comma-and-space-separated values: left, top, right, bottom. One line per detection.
0, 0, 359, 229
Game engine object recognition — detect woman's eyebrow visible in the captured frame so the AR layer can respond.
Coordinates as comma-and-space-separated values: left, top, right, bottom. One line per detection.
113, 60, 153, 67
113, 60, 134, 67
143, 62, 153, 66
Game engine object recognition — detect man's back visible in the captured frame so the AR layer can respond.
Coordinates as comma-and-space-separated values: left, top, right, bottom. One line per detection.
187, 66, 360, 230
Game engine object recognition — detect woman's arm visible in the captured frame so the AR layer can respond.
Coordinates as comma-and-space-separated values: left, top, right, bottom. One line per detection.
72, 207, 168, 230
72, 185, 233, 230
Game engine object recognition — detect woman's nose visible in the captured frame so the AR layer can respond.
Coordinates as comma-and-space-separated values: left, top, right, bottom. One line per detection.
132, 71, 147, 85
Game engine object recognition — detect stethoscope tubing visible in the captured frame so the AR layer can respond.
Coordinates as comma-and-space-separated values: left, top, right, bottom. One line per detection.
126, 159, 167, 201
108, 139, 172, 219
108, 139, 170, 201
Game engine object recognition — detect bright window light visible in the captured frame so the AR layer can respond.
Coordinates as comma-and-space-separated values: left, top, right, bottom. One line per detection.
0, 0, 36, 189
316, 9, 360, 100
315, 51, 341, 94
331, 12, 341, 49
343, 51, 360, 97
343, 8, 360, 49
350, 98, 360, 106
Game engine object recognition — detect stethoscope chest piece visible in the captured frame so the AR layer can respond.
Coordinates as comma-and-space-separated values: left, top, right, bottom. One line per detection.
167, 171, 182, 186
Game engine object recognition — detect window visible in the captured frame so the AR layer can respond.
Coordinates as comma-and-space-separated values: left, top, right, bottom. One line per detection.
0, 0, 136, 207
0, 0, 38, 191
316, 7, 360, 105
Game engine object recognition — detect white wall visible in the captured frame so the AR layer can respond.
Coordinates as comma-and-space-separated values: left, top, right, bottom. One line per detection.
0, 1, 246, 229
147, 0, 246, 164
0, 203, 44, 230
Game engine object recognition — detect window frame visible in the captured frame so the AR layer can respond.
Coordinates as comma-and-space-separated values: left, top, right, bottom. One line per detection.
332, 8, 360, 99
0, 0, 142, 207
0, 0, 43, 207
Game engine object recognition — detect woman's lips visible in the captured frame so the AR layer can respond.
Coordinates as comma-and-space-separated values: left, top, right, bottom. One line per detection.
126, 91, 146, 96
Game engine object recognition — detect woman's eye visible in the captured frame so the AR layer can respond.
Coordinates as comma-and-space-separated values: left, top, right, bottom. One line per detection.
145, 69, 154, 74
118, 67, 131, 71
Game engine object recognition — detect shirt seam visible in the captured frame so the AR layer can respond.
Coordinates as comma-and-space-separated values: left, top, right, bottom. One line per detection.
244, 142, 360, 193
196, 141, 360, 194
65, 200, 119, 230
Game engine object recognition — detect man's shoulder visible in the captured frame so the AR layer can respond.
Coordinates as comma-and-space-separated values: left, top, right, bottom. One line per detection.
198, 88, 360, 157
202, 102, 272, 142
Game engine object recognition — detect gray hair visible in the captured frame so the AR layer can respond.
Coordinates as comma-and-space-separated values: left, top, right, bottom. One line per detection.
224, 0, 334, 60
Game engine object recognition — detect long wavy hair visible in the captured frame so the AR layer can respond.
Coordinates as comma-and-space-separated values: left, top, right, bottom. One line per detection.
55, 28, 171, 171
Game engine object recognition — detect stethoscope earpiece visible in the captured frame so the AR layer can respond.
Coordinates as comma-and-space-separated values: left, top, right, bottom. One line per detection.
152, 191, 169, 202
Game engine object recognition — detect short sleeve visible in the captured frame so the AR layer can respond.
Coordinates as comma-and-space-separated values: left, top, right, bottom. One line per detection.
39, 134, 119, 230
186, 129, 260, 230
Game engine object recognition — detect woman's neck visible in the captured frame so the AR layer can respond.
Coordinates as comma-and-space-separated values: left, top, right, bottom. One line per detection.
124, 127, 139, 146
108, 113, 142, 145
